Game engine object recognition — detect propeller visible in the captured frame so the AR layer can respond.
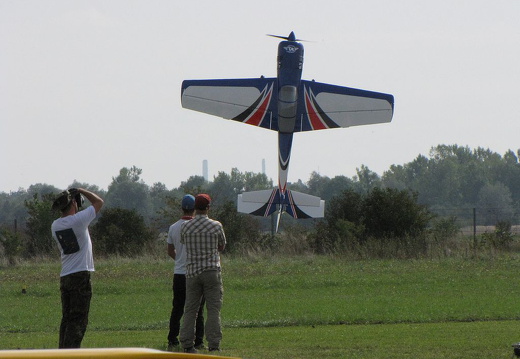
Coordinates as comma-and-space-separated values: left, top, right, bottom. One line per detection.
267, 31, 299, 42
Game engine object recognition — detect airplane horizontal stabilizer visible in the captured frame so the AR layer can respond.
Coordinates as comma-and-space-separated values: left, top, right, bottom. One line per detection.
237, 188, 324, 219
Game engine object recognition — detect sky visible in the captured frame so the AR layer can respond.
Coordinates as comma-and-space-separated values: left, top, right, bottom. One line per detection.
1, 0, 519, 193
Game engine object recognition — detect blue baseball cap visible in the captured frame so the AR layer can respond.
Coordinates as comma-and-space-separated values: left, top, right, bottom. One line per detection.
181, 195, 195, 210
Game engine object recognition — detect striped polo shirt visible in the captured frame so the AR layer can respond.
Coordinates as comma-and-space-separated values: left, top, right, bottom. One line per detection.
180, 214, 226, 278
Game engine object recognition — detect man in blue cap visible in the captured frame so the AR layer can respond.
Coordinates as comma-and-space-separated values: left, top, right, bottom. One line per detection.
166, 195, 205, 351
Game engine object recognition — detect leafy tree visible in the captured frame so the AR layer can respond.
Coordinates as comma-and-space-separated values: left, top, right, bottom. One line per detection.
497, 150, 520, 204
149, 182, 172, 220
288, 179, 308, 193
494, 221, 514, 248
477, 182, 514, 225
430, 216, 460, 245
320, 175, 355, 202
179, 175, 207, 194
325, 190, 364, 225
307, 171, 330, 197
382, 145, 520, 217
382, 154, 430, 200
363, 188, 432, 239
243, 172, 272, 192
210, 170, 240, 206
355, 165, 381, 194
0, 185, 60, 230
295, 172, 354, 201
0, 226, 23, 266
313, 188, 433, 255
0, 190, 28, 229
153, 194, 186, 232
105, 166, 151, 220
24, 193, 58, 256
92, 207, 154, 256
312, 189, 364, 253
3, 145, 519, 241
211, 200, 262, 254
26, 183, 60, 197
112, 166, 143, 183
426, 148, 462, 206
209, 168, 271, 207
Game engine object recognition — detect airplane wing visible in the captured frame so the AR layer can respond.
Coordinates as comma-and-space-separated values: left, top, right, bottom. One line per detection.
295, 80, 394, 132
181, 78, 279, 131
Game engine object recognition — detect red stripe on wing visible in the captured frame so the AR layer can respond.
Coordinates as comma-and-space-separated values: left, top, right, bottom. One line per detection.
245, 84, 273, 126
304, 87, 327, 130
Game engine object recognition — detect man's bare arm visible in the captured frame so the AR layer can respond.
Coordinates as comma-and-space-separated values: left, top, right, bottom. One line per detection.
167, 243, 176, 259
79, 188, 104, 214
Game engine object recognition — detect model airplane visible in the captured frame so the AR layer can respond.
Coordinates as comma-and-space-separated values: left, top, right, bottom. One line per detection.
181, 31, 394, 231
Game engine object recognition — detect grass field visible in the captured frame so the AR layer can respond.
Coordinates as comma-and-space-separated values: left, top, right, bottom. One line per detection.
1, 255, 520, 358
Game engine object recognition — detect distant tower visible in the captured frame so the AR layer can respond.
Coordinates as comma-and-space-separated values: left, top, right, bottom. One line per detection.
203, 160, 208, 182
262, 158, 266, 175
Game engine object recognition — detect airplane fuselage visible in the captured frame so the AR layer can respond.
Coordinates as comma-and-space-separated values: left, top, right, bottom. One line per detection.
276, 38, 304, 194
180, 31, 394, 227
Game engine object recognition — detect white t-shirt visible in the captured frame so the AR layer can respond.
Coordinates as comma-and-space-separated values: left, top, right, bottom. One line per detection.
51, 206, 97, 277
167, 217, 192, 275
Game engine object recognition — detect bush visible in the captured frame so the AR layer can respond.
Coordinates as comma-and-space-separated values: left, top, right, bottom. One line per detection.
0, 227, 23, 266
363, 187, 432, 239
24, 193, 57, 256
314, 188, 433, 257
92, 208, 154, 256
495, 221, 514, 248
430, 216, 460, 244
479, 221, 514, 250
212, 200, 263, 254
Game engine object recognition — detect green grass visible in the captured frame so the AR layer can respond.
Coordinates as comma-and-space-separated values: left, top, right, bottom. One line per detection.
2, 255, 520, 358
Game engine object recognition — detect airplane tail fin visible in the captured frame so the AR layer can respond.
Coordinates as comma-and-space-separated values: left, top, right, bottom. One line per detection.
237, 188, 325, 220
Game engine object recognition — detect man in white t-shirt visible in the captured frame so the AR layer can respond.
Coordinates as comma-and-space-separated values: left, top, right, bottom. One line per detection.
51, 188, 103, 348
166, 194, 205, 351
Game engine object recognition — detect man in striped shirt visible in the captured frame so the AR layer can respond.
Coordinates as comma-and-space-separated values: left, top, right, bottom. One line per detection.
179, 194, 226, 353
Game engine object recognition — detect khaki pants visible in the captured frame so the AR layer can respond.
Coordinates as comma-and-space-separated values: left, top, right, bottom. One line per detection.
180, 270, 223, 349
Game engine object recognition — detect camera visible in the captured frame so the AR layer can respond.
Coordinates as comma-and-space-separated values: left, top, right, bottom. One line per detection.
68, 188, 85, 208
52, 188, 84, 211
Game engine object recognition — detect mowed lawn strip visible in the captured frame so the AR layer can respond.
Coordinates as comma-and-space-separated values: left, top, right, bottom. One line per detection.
223, 256, 520, 326
2, 321, 519, 359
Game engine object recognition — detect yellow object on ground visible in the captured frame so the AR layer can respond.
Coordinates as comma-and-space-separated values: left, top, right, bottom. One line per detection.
0, 347, 240, 359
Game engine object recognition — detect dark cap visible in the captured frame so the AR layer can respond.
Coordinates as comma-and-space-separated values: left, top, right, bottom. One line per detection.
194, 194, 211, 210
181, 195, 195, 210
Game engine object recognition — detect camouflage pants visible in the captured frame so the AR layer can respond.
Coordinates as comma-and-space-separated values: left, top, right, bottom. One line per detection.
59, 271, 92, 348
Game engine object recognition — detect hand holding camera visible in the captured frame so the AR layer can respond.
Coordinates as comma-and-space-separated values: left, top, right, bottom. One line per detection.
68, 188, 85, 208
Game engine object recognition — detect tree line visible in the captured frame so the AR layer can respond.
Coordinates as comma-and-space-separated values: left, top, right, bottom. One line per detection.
1, 144, 519, 263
